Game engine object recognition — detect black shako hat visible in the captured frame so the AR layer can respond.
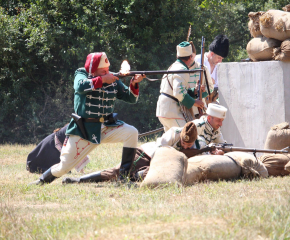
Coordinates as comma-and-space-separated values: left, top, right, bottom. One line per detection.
209, 34, 229, 58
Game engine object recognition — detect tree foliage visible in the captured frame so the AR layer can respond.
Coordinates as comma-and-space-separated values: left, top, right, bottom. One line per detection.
0, 0, 289, 143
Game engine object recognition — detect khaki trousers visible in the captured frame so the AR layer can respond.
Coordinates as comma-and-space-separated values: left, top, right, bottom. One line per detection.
158, 117, 186, 132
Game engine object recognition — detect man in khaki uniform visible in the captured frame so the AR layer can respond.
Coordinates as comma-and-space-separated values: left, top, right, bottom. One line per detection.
156, 41, 212, 132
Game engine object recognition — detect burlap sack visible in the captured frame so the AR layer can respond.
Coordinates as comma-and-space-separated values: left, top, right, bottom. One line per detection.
246, 36, 281, 61
282, 4, 290, 12
140, 146, 188, 188
259, 154, 290, 176
225, 152, 268, 178
273, 39, 290, 61
285, 161, 290, 172
264, 122, 290, 150
260, 10, 290, 41
248, 12, 264, 37
185, 155, 241, 185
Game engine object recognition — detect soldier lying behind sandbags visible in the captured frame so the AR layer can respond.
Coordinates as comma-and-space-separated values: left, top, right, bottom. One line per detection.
62, 121, 212, 184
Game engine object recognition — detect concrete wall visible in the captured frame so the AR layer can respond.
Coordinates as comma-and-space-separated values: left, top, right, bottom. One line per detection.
218, 61, 290, 149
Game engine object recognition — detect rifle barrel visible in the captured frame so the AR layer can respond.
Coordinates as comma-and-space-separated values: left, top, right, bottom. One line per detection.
197, 36, 205, 117
219, 146, 289, 154
138, 127, 164, 138
113, 69, 203, 78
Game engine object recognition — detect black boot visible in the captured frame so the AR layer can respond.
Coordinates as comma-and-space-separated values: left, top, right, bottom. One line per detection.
62, 171, 102, 185
119, 147, 136, 181
134, 169, 146, 181
29, 168, 57, 186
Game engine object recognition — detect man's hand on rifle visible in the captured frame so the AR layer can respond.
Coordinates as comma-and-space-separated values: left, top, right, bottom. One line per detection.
208, 144, 225, 155
102, 74, 119, 84
210, 148, 224, 155
194, 80, 206, 93
131, 74, 146, 87
193, 99, 204, 108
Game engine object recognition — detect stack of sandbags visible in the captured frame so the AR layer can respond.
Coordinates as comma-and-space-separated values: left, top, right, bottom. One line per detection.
185, 155, 242, 185
225, 152, 268, 178
247, 6, 290, 62
140, 146, 188, 188
264, 122, 290, 150
259, 154, 290, 177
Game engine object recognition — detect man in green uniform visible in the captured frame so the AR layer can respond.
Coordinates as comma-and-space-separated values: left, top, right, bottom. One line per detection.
30, 52, 145, 185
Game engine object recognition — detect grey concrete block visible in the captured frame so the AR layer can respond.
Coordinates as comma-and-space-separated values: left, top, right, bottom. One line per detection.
218, 61, 290, 149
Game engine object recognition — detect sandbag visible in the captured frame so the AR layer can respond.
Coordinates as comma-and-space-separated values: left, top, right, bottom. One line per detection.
285, 161, 290, 172
260, 10, 290, 41
282, 4, 290, 12
185, 155, 241, 185
264, 122, 290, 150
225, 152, 268, 178
259, 154, 290, 176
248, 12, 264, 37
246, 36, 281, 61
273, 38, 290, 61
140, 146, 187, 188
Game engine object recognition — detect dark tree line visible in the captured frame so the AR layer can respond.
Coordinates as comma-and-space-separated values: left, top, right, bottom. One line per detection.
0, 0, 288, 143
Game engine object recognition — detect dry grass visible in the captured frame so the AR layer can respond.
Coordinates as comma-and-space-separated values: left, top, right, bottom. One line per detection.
1, 144, 290, 239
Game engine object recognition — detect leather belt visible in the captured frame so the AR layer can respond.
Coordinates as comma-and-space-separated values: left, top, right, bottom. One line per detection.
83, 116, 110, 123
83, 113, 117, 123
161, 92, 178, 102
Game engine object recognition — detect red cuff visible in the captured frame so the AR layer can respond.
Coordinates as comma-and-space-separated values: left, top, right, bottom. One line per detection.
130, 81, 139, 95
92, 76, 103, 89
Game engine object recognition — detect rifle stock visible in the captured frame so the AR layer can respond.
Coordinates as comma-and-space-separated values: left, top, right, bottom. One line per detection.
180, 147, 212, 158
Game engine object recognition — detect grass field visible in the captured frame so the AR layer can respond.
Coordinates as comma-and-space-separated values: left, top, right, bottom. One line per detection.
1, 143, 290, 240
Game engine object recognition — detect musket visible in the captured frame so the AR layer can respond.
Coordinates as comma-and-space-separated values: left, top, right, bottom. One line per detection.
113, 69, 203, 78
180, 143, 290, 158
197, 36, 205, 117
138, 127, 164, 138
212, 143, 290, 154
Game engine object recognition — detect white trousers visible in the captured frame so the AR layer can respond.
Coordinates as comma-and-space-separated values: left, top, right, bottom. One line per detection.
51, 123, 138, 177
158, 117, 186, 132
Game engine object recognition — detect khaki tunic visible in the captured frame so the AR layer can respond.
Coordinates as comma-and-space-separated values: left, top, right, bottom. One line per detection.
156, 60, 196, 119
192, 116, 226, 145
156, 60, 214, 119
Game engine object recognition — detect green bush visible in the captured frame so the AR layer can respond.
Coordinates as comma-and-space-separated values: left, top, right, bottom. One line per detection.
1, 0, 288, 143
